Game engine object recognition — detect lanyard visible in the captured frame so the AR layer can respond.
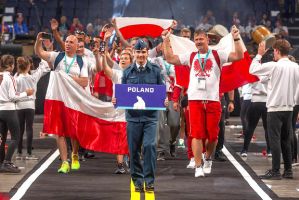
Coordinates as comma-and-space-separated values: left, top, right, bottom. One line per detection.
64, 55, 76, 74
197, 49, 210, 71
163, 60, 172, 76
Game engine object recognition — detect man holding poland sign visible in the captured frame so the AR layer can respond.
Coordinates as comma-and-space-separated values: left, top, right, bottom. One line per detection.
114, 39, 167, 192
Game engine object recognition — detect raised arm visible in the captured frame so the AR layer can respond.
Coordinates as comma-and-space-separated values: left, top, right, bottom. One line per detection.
92, 48, 102, 72
103, 30, 116, 68
112, 18, 131, 48
228, 25, 244, 62
34, 32, 52, 61
249, 41, 273, 77
50, 18, 65, 51
162, 30, 182, 66
102, 51, 113, 79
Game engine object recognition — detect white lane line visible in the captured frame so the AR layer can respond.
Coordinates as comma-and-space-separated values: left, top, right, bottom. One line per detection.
222, 146, 272, 200
11, 149, 59, 200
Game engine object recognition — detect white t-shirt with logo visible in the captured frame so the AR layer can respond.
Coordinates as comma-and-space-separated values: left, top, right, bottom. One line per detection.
49, 52, 89, 78
178, 49, 229, 101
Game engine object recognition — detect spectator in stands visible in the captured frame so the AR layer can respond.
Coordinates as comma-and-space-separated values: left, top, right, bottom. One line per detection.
273, 20, 289, 39
28, 26, 36, 36
70, 17, 84, 34
86, 23, 96, 37
93, 18, 102, 36
284, 0, 296, 24
260, 13, 272, 30
14, 13, 29, 35
196, 16, 212, 32
245, 16, 257, 41
58, 16, 70, 39
232, 12, 241, 27
200, 10, 216, 26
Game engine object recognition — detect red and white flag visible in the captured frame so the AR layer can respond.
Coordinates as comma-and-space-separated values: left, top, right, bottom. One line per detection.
115, 17, 173, 40
43, 71, 128, 155
170, 34, 259, 93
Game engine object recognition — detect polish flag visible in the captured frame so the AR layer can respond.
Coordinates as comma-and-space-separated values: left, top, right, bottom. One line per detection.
169, 34, 259, 93
43, 71, 128, 155
115, 17, 173, 40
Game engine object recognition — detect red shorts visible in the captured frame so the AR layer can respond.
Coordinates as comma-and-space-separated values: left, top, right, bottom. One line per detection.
189, 100, 221, 141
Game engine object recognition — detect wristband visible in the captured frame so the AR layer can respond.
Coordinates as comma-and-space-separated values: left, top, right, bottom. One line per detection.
234, 38, 240, 42
229, 100, 234, 104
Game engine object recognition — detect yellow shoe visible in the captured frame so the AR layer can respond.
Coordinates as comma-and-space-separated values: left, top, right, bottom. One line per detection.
130, 179, 141, 200
58, 161, 70, 173
71, 153, 80, 170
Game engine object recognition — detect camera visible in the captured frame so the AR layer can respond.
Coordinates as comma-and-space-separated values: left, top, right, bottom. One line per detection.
100, 41, 106, 53
41, 33, 52, 40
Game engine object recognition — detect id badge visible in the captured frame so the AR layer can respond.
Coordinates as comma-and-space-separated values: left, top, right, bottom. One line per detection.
197, 77, 206, 90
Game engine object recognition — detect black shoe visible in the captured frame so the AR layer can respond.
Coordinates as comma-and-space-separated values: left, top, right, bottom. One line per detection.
79, 154, 86, 162
114, 163, 126, 174
145, 184, 154, 192
214, 151, 227, 162
169, 144, 176, 157
84, 151, 95, 159
1, 162, 21, 173
282, 169, 293, 179
157, 151, 165, 161
259, 169, 281, 180
135, 185, 144, 192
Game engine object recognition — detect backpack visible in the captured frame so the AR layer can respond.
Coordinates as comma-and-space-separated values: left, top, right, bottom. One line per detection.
53, 52, 84, 71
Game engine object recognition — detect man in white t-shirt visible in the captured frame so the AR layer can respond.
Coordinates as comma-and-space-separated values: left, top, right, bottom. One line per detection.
162, 27, 243, 177
34, 33, 89, 174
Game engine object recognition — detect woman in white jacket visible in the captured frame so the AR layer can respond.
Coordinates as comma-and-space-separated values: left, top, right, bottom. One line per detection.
0, 55, 34, 173
15, 56, 50, 160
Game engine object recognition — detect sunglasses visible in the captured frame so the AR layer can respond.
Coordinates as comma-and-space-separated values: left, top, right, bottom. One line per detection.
75, 30, 85, 35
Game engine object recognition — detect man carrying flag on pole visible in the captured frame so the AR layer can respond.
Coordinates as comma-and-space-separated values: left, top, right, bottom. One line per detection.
162, 26, 244, 177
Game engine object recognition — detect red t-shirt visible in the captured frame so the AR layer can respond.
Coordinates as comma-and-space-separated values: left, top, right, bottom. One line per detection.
93, 71, 113, 97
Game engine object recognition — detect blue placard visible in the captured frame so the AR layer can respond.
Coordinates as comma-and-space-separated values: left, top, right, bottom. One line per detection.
115, 84, 166, 110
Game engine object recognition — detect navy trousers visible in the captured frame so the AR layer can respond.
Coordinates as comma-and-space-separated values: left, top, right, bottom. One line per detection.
127, 120, 158, 187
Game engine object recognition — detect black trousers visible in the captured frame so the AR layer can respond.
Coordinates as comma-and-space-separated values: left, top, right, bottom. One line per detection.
291, 105, 299, 161
267, 111, 293, 172
17, 109, 35, 155
216, 97, 226, 152
0, 110, 20, 163
240, 99, 251, 133
243, 102, 270, 152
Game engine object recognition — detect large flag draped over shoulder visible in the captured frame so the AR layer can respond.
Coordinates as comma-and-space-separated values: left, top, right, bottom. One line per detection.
115, 17, 173, 40
170, 34, 259, 93
43, 71, 128, 155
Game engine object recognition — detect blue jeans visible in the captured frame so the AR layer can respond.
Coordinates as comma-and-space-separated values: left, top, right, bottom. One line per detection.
127, 120, 158, 187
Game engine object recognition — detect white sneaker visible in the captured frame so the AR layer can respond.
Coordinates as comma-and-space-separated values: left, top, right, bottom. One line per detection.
203, 159, 212, 174
25, 154, 39, 160
187, 157, 195, 169
195, 166, 205, 177
16, 153, 23, 160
